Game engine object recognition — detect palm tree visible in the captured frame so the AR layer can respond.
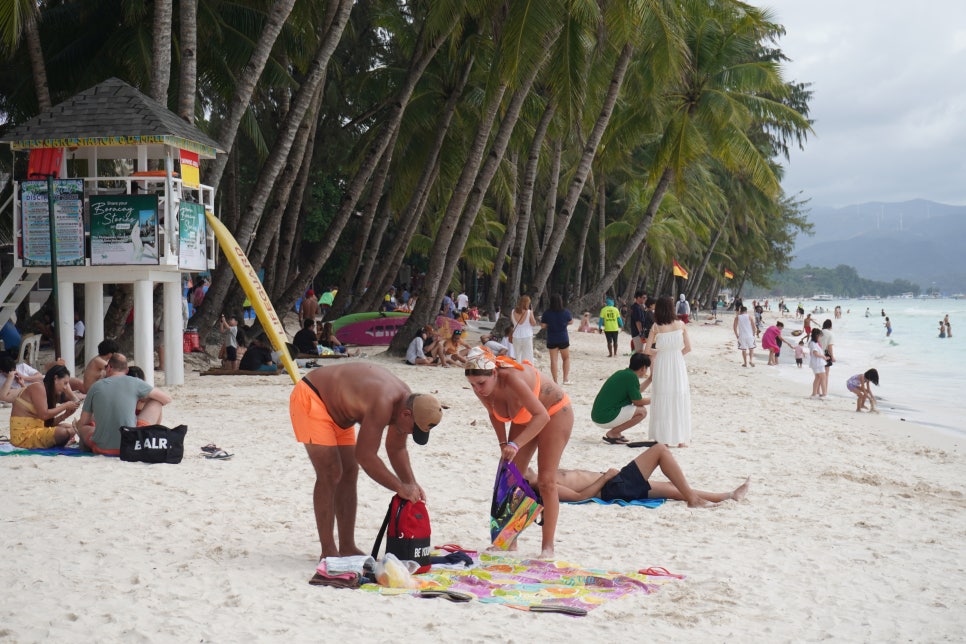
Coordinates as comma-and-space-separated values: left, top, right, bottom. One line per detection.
580, 1, 811, 307
0, 0, 51, 110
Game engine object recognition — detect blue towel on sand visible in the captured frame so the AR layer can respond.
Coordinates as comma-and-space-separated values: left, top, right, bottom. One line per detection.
0, 444, 94, 457
565, 497, 664, 508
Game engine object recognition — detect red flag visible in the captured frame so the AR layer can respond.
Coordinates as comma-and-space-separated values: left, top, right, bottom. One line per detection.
672, 260, 688, 279
724, 269, 734, 280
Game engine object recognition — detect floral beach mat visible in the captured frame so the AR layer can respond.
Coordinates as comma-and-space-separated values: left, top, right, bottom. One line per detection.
362, 553, 682, 616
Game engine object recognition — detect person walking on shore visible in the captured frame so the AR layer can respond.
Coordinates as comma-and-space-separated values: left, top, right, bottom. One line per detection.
808, 328, 827, 399
733, 306, 757, 367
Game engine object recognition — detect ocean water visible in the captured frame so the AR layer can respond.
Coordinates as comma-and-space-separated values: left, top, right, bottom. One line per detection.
768, 298, 965, 437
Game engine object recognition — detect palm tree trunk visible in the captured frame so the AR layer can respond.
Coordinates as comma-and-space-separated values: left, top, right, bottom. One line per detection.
276, 12, 460, 313
531, 43, 634, 305
194, 0, 352, 334
690, 212, 727, 301
572, 190, 596, 297
505, 99, 555, 308
357, 53, 473, 320
596, 177, 606, 280
426, 46, 550, 344
205, 0, 300, 190
577, 165, 674, 311
177, 0, 198, 122
23, 16, 51, 111
150, 0, 172, 103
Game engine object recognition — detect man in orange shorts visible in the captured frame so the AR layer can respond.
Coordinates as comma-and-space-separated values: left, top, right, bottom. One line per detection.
290, 363, 443, 558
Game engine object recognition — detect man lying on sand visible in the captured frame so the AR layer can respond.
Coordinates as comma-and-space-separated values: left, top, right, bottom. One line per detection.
290, 363, 444, 558
528, 443, 749, 508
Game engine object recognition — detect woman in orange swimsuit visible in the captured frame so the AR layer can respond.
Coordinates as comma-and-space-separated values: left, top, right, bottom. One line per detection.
464, 347, 572, 559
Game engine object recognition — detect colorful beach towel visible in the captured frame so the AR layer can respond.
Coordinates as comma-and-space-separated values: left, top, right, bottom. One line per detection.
363, 553, 680, 615
566, 497, 665, 508
0, 443, 94, 457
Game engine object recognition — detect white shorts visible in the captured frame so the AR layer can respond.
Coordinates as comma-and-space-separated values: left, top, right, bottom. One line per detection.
594, 405, 641, 429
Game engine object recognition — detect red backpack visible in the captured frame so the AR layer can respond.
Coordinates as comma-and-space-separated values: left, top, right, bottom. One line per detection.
371, 495, 432, 574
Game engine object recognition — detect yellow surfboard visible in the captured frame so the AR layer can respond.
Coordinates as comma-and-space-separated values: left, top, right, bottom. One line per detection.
205, 211, 300, 384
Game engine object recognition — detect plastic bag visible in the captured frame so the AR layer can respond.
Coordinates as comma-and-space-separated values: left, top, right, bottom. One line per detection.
373, 553, 420, 589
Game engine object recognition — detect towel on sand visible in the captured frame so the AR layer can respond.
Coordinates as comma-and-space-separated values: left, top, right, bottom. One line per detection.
565, 497, 665, 508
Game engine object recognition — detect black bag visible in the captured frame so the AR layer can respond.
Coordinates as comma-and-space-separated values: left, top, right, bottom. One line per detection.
119, 424, 188, 464
371, 495, 432, 573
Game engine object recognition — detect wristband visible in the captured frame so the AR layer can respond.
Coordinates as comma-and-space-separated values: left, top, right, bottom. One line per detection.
506, 441, 518, 450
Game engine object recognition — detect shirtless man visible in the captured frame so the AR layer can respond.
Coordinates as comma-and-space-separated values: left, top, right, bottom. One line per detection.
531, 443, 749, 508
289, 363, 443, 558
81, 338, 119, 393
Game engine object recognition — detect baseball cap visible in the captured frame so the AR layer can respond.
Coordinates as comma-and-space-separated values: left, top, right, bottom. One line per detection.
411, 394, 443, 445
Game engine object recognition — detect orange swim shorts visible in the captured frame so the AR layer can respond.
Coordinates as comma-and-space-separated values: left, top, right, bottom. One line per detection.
289, 379, 356, 446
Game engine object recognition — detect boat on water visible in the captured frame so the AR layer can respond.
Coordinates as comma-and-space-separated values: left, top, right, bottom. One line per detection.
811, 294, 834, 301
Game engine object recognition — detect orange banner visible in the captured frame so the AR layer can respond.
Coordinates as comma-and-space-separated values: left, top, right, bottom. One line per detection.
672, 260, 688, 280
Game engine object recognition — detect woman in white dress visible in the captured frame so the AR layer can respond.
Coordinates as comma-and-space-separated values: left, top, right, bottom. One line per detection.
644, 296, 692, 447
510, 295, 538, 363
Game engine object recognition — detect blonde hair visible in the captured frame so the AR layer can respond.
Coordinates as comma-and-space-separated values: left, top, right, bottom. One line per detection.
514, 295, 531, 314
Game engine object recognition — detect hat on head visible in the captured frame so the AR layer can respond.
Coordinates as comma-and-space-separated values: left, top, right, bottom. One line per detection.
307, 289, 315, 297
606, 298, 614, 306
453, 329, 462, 335
411, 394, 442, 445
679, 293, 685, 300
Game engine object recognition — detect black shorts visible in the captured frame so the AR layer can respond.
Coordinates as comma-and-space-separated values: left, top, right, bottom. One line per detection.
225, 346, 237, 361
547, 341, 570, 350
604, 330, 619, 343
599, 461, 651, 502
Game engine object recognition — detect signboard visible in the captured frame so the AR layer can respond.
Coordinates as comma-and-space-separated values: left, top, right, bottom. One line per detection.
180, 149, 200, 189
20, 179, 86, 266
89, 195, 160, 265
178, 201, 208, 270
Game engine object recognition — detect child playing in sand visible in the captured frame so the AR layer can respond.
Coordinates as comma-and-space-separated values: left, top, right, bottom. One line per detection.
794, 338, 805, 368
808, 328, 826, 399
847, 369, 879, 412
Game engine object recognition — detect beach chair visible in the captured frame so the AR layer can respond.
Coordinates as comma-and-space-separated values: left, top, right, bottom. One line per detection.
17, 333, 41, 368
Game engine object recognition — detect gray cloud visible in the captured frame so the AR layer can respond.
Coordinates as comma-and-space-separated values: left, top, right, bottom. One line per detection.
767, 0, 966, 206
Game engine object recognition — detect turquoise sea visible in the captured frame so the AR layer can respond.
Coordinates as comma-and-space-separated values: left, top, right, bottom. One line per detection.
769, 298, 965, 438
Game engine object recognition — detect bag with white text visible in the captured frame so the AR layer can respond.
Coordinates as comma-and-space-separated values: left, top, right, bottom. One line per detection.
119, 424, 188, 464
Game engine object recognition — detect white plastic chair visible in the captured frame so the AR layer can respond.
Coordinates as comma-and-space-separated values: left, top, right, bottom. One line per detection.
17, 333, 41, 368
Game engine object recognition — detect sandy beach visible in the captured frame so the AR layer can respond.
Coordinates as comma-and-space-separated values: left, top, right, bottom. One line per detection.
2, 311, 964, 642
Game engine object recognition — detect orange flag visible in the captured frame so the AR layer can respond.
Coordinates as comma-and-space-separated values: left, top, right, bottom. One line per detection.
724, 269, 735, 279
672, 260, 688, 279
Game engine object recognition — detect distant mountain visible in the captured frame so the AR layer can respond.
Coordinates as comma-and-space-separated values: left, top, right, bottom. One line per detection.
791, 199, 966, 293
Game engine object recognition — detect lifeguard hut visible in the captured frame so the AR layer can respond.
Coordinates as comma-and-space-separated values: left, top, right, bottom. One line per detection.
0, 78, 224, 385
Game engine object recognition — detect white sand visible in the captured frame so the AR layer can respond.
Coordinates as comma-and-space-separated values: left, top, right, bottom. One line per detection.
2, 313, 964, 642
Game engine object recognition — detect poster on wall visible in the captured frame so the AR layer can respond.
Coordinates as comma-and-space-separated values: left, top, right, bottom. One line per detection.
89, 195, 160, 265
20, 179, 86, 266
180, 149, 200, 189
178, 201, 208, 270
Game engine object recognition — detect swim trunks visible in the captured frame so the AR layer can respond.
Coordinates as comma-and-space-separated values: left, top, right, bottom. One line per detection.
289, 378, 356, 446
599, 460, 651, 502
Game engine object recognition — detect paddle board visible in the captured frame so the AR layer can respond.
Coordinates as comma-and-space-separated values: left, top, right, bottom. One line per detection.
335, 314, 464, 346
205, 211, 300, 384
329, 311, 408, 332
336, 316, 408, 346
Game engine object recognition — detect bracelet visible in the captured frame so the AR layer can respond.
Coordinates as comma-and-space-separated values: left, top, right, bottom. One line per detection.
506, 441, 518, 450
499, 441, 508, 446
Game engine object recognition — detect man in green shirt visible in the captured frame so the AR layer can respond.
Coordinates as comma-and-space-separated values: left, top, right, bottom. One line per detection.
592, 353, 651, 444
598, 297, 624, 357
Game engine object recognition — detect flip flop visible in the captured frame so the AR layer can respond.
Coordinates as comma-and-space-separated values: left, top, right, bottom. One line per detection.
201, 443, 220, 454
204, 449, 233, 460
418, 589, 474, 602
511, 604, 588, 616
602, 436, 629, 445
626, 441, 658, 448
434, 543, 479, 555
639, 566, 685, 579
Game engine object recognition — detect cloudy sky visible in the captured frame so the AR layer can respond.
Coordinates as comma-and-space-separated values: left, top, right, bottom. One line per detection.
764, 1, 966, 208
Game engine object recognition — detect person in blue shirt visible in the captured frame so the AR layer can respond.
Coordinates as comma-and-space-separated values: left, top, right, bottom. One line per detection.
540, 293, 573, 384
